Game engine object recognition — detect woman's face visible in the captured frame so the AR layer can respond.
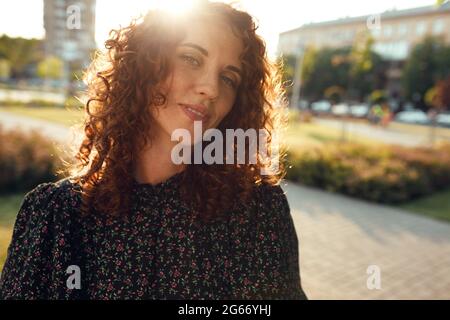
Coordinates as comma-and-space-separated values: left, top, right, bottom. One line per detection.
149, 18, 244, 144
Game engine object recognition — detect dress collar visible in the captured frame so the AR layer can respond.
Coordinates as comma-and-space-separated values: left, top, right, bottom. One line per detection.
132, 170, 185, 193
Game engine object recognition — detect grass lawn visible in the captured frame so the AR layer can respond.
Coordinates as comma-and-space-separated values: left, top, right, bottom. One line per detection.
0, 106, 84, 127
399, 188, 450, 223
0, 193, 25, 271
285, 120, 386, 151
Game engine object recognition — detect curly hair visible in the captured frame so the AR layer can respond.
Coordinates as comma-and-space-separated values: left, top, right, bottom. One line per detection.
68, 1, 288, 222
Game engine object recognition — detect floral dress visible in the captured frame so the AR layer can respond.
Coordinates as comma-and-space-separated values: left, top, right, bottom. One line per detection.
0, 172, 307, 300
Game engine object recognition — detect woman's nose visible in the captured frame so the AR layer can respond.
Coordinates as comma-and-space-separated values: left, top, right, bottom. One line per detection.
194, 71, 219, 101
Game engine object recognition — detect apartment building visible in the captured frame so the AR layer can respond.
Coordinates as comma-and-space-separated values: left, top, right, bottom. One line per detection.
43, 0, 96, 71
278, 3, 450, 97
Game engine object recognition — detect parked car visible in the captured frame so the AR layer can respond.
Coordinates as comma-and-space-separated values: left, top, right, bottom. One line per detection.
310, 100, 332, 114
394, 110, 430, 125
436, 112, 450, 128
349, 104, 370, 118
387, 99, 400, 112
297, 99, 309, 110
402, 102, 415, 111
331, 103, 350, 116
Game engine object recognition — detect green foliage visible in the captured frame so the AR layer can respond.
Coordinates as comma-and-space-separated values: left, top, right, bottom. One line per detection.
299, 37, 385, 102
300, 46, 317, 84
0, 59, 11, 79
0, 126, 63, 193
348, 36, 385, 100
324, 86, 345, 104
400, 188, 450, 222
301, 46, 352, 101
0, 35, 43, 78
369, 90, 388, 104
426, 76, 450, 111
286, 143, 450, 204
402, 36, 450, 107
37, 56, 64, 80
436, 0, 449, 6
277, 54, 297, 98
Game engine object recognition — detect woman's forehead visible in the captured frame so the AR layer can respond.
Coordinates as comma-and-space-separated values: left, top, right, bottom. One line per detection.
178, 19, 244, 64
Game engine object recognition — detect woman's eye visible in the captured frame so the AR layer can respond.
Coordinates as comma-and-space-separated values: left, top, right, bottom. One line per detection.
221, 75, 236, 88
181, 55, 200, 67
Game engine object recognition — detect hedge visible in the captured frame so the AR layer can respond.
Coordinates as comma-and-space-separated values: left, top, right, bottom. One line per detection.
285, 143, 450, 204
0, 126, 62, 193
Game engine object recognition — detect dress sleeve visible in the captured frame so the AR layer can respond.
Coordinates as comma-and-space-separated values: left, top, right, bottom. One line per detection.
0, 183, 55, 299
252, 184, 308, 300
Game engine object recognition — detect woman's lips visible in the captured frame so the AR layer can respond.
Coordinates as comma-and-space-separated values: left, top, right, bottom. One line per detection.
180, 104, 209, 121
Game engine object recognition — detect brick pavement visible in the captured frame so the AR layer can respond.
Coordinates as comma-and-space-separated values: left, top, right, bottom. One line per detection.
283, 181, 450, 299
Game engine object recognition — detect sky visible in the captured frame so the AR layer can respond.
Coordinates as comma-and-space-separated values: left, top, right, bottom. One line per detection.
0, 0, 436, 56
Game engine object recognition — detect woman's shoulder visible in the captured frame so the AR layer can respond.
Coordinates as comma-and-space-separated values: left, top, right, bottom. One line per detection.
249, 181, 297, 240
16, 178, 82, 228
229, 182, 306, 299
23, 178, 81, 207
252, 182, 291, 216
230, 181, 292, 228
0, 178, 82, 299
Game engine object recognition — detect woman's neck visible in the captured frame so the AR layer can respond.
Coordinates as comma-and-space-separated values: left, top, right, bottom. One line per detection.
133, 129, 186, 186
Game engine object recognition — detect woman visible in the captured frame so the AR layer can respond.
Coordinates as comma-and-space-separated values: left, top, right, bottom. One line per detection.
0, 1, 307, 299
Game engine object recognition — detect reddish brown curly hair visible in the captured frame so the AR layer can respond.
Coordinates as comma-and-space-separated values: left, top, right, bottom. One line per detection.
69, 1, 288, 222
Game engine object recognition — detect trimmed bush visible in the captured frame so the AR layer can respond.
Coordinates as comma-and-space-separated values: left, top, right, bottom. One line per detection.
0, 126, 62, 193
286, 143, 450, 204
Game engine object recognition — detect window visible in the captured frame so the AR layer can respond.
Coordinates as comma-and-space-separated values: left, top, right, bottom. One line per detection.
398, 24, 408, 36
344, 30, 354, 40
371, 28, 381, 37
383, 25, 393, 38
373, 41, 409, 60
416, 22, 427, 36
56, 8, 65, 18
433, 19, 444, 35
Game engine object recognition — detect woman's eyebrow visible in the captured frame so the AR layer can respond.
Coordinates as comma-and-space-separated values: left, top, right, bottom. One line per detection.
180, 43, 209, 56
180, 42, 242, 77
225, 65, 242, 78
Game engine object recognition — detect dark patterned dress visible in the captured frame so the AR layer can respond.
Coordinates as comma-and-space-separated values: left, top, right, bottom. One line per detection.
0, 172, 307, 300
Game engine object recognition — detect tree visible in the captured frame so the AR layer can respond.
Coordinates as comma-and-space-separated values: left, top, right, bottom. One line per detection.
277, 54, 297, 99
0, 59, 11, 80
369, 90, 388, 104
324, 85, 345, 104
402, 36, 450, 109
435, 45, 450, 80
434, 77, 450, 110
348, 35, 385, 101
301, 46, 352, 101
0, 35, 43, 78
37, 56, 64, 80
436, 0, 449, 6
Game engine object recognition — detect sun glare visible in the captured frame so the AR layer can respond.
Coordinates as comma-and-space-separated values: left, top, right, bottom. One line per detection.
153, 0, 197, 16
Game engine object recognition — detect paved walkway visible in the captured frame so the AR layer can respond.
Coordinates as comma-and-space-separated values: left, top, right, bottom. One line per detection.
2, 110, 450, 299
0, 110, 78, 145
282, 181, 450, 299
